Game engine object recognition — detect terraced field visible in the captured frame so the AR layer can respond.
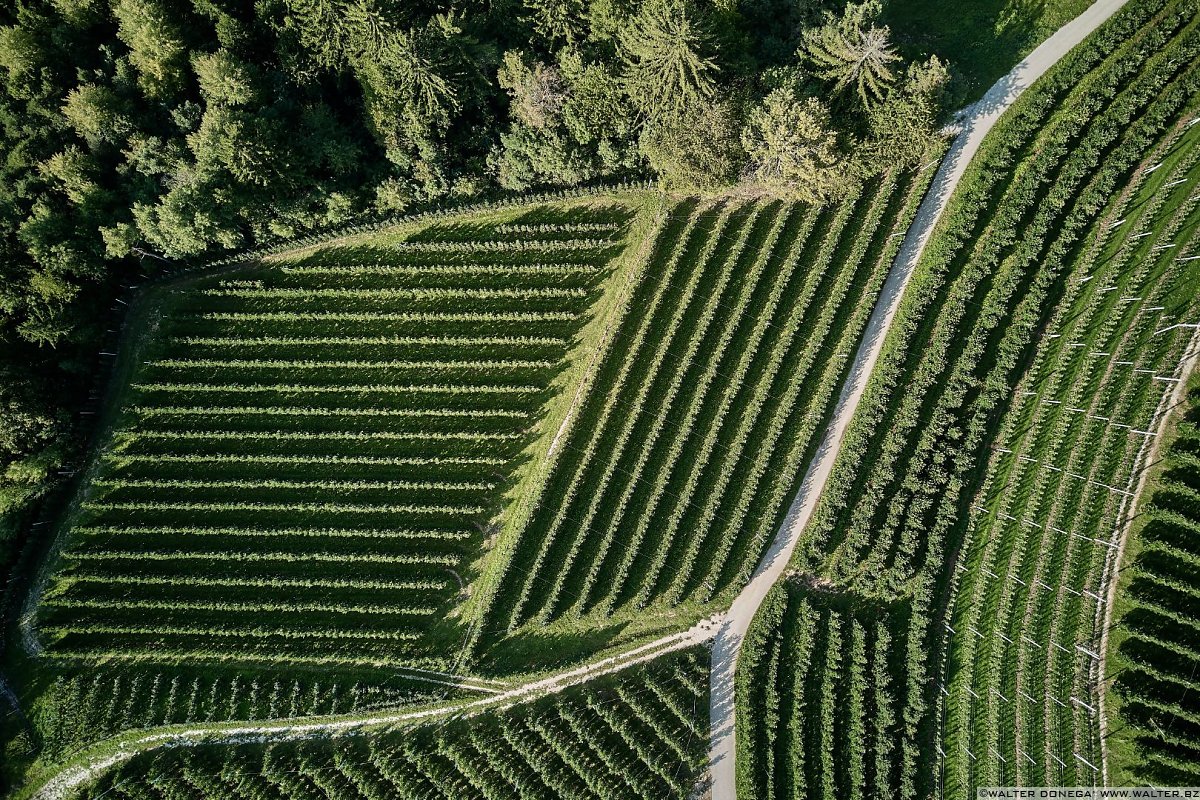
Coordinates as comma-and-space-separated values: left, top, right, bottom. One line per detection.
68, 648, 709, 800
478, 166, 939, 657
738, 0, 1200, 796
1107, 379, 1200, 785
32, 198, 649, 672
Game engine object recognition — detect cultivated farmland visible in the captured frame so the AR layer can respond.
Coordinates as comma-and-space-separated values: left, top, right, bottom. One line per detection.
938, 106, 1200, 791
68, 648, 709, 800
478, 165, 938, 659
1107, 379, 1200, 785
736, 579, 908, 800
738, 0, 1200, 796
33, 197, 649, 673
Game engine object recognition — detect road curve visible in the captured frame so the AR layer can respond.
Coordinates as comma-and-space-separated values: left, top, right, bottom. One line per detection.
705, 0, 1133, 796
16, 3, 1136, 796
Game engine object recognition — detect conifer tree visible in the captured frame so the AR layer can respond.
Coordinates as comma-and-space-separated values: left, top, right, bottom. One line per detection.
619, 0, 718, 119
800, 0, 899, 107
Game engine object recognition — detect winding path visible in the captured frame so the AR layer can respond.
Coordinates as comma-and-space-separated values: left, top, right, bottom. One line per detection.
17, 3, 1140, 797
705, 0, 1133, 796
26, 616, 722, 800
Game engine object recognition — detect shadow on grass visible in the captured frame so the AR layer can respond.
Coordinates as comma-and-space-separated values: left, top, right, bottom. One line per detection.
475, 618, 634, 677
884, 0, 1052, 106
405, 203, 637, 243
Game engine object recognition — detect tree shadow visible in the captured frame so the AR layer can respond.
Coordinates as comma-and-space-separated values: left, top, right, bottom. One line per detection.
473, 619, 634, 677
884, 0, 1048, 107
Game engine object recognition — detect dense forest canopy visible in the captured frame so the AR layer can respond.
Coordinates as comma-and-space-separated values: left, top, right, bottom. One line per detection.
0, 0, 947, 559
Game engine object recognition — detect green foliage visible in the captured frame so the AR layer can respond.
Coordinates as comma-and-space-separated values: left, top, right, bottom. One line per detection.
619, 0, 719, 118
523, 0, 588, 46
800, 0, 900, 108
478, 162, 936, 660
858, 56, 949, 168
191, 50, 259, 107
500, 51, 566, 130
0, 0, 956, 539
741, 90, 847, 202
61, 84, 132, 144
112, 0, 190, 99
492, 49, 640, 190
27, 664, 440, 770
278, 0, 360, 69
0, 0, 961, 786
0, 23, 45, 98
737, 581, 910, 799
639, 98, 743, 190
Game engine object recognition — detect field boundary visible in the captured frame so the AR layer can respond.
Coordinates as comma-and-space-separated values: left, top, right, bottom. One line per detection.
705, 0, 1134, 796
1094, 323, 1200, 782
19, 615, 721, 800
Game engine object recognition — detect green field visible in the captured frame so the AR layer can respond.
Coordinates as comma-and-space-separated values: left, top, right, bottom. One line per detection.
32, 197, 654, 673
11, 1, 1200, 796
1106, 377, 1200, 785
66, 648, 709, 800
736, 579, 911, 799
940, 99, 1200, 792
477, 167, 938, 666
6, 162, 942, 790
738, 0, 1200, 796
0, 195, 677, 786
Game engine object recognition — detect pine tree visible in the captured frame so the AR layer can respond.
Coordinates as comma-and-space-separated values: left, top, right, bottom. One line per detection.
619, 0, 718, 119
112, 0, 189, 100
523, 0, 587, 46
800, 0, 900, 108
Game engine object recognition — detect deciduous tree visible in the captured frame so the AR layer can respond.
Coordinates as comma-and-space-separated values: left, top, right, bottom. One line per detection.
741, 89, 846, 203
640, 96, 741, 189
112, 0, 189, 99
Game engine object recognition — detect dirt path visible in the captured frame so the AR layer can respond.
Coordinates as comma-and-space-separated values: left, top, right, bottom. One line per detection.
25, 615, 722, 800
705, 1, 1134, 796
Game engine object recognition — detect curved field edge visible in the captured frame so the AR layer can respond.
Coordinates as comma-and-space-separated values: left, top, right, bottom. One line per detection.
1102, 373, 1200, 785
68, 647, 711, 800
737, 0, 1200, 796
12, 622, 714, 799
